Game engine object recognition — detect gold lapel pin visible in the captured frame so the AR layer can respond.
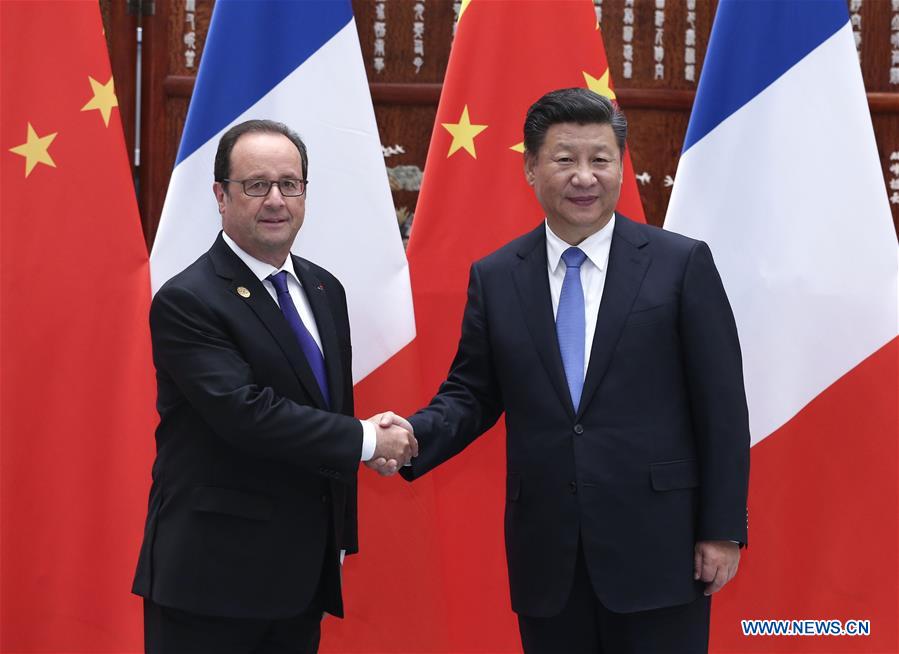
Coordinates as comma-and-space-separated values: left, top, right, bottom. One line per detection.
236, 286, 251, 298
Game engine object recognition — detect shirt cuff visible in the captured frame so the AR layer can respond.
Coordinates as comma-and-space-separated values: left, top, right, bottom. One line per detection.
360, 419, 376, 461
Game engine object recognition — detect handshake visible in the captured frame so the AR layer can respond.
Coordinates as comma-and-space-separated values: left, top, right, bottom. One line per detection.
365, 411, 416, 477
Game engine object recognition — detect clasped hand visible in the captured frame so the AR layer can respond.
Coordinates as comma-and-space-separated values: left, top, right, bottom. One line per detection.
365, 411, 416, 476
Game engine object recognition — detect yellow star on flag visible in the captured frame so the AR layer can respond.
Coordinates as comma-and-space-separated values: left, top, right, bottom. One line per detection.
9, 123, 57, 177
583, 69, 616, 101
509, 142, 525, 153
458, 0, 472, 23
81, 75, 118, 126
442, 105, 488, 159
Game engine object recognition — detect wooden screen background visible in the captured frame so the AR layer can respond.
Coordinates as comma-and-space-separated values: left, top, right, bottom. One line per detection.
99, 0, 899, 248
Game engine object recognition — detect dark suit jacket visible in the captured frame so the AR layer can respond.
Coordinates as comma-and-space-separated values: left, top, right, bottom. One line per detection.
132, 233, 362, 620
402, 216, 750, 618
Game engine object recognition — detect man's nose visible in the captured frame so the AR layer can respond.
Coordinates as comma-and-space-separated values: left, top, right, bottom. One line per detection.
571, 163, 596, 186
264, 183, 286, 205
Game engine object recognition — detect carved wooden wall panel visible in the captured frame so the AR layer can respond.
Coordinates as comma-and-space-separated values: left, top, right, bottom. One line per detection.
101, 0, 899, 246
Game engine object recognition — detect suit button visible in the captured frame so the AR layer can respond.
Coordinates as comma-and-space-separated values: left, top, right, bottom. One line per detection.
321, 495, 328, 503
569, 481, 577, 494
573, 424, 584, 435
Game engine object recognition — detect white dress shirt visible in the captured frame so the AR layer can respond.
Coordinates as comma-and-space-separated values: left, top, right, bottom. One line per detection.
545, 214, 615, 378
222, 233, 376, 461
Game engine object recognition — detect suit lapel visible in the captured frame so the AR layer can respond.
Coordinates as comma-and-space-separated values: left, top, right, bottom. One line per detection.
293, 256, 345, 415
512, 225, 577, 418
209, 236, 329, 410
577, 217, 650, 420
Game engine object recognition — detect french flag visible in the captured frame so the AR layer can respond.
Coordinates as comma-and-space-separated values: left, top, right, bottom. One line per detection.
150, 0, 414, 383
666, 1, 898, 651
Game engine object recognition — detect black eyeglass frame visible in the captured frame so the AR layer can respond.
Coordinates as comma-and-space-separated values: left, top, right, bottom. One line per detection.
219, 178, 309, 197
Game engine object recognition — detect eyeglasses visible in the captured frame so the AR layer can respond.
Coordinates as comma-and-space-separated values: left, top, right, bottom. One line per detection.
220, 178, 308, 197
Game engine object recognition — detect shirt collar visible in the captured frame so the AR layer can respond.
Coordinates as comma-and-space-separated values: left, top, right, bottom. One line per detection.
545, 213, 616, 274
221, 231, 301, 286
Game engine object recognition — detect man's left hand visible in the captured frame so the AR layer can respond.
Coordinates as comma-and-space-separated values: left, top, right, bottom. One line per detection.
694, 540, 740, 596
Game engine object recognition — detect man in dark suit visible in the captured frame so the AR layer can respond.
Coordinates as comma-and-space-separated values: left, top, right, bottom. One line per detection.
133, 119, 417, 653
373, 89, 750, 653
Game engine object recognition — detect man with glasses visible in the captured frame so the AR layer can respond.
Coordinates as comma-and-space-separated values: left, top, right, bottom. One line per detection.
132, 120, 417, 653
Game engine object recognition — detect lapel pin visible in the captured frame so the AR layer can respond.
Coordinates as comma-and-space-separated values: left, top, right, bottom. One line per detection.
236, 286, 251, 298
316, 282, 325, 292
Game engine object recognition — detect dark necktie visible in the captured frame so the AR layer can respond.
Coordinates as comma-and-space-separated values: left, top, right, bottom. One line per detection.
556, 247, 587, 411
267, 271, 330, 408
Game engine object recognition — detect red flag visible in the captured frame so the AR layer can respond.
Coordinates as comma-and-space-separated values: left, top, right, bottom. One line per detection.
327, 1, 644, 651
1, 3, 156, 651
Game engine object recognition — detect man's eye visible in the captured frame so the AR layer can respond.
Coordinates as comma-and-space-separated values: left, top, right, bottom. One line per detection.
280, 180, 299, 191
247, 180, 268, 192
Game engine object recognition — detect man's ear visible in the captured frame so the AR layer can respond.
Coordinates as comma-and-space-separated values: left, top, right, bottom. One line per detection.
524, 153, 536, 187
213, 181, 227, 214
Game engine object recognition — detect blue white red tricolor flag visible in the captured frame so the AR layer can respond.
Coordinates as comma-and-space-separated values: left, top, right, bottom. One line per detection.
665, 2, 898, 651
151, 4, 422, 651
150, 0, 413, 382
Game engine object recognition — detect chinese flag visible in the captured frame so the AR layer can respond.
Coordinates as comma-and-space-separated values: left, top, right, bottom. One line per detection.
1, 3, 156, 652
328, 1, 645, 651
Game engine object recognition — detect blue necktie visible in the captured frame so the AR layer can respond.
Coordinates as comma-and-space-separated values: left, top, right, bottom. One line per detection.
268, 271, 331, 408
557, 247, 587, 411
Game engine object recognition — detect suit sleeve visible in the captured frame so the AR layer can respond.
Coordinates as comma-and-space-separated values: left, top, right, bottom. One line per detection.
402, 263, 504, 480
151, 283, 363, 480
336, 279, 360, 555
679, 241, 750, 544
